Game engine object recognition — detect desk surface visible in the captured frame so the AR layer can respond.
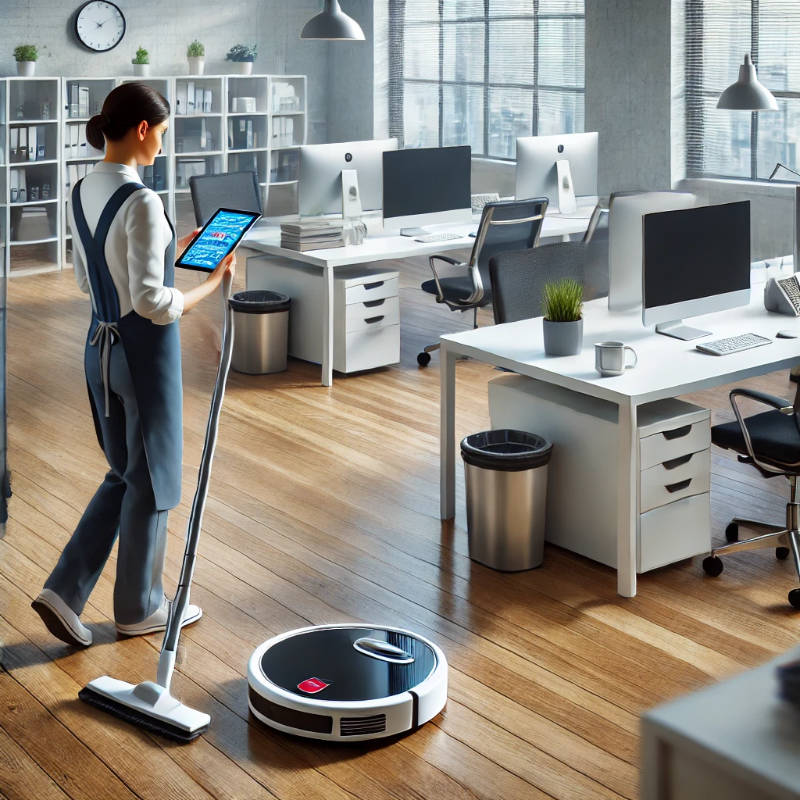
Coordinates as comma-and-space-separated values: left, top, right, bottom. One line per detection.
244, 209, 592, 267
442, 273, 800, 406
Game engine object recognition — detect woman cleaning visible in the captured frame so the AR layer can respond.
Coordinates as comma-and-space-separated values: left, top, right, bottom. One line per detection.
32, 82, 234, 646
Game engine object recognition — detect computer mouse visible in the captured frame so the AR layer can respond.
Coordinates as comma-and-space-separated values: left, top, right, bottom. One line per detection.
776, 330, 799, 339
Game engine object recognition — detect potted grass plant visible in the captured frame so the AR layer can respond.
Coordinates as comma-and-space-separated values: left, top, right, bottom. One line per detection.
187, 39, 205, 75
225, 43, 257, 75
131, 46, 150, 76
542, 278, 584, 356
14, 44, 37, 77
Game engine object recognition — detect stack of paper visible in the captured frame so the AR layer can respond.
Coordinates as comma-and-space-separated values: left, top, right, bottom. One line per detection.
280, 220, 344, 252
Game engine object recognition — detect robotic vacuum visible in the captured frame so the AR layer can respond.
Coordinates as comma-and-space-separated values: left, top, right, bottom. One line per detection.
247, 624, 448, 741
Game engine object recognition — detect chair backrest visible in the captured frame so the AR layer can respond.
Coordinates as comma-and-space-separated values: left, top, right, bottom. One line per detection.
469, 198, 549, 285
490, 241, 607, 324
189, 171, 262, 226
583, 203, 609, 300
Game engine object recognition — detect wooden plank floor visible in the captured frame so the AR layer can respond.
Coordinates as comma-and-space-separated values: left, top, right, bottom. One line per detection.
2, 252, 799, 799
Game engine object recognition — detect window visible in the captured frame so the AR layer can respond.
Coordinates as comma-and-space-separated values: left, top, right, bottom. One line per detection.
685, 0, 800, 181
387, 0, 585, 160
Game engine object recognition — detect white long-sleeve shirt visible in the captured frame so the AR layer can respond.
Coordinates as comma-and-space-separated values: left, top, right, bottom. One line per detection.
69, 161, 184, 325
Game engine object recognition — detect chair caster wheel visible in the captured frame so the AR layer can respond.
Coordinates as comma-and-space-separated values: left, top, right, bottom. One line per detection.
789, 589, 800, 609
417, 351, 431, 367
777, 547, 790, 560
703, 556, 723, 577
725, 523, 739, 543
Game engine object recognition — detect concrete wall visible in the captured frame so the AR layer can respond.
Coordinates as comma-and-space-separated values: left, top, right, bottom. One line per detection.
1, 0, 331, 141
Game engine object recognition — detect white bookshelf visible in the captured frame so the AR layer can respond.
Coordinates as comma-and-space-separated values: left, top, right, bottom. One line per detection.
1, 73, 307, 273
2, 77, 61, 277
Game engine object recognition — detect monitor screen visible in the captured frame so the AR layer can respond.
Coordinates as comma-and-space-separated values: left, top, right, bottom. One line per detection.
382, 146, 471, 220
643, 201, 751, 311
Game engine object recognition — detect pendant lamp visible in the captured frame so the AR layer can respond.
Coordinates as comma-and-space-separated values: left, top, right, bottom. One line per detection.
301, 0, 365, 41
717, 53, 778, 111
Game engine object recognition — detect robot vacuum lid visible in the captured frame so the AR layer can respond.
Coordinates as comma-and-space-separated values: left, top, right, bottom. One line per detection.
256, 624, 439, 702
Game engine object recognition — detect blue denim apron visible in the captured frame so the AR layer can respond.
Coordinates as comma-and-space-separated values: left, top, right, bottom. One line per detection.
71, 180, 182, 511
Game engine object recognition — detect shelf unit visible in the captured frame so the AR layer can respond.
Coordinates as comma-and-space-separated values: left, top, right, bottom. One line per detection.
1, 74, 306, 274
1, 77, 61, 277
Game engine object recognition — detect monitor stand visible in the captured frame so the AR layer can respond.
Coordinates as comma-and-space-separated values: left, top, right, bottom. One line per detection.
655, 321, 711, 341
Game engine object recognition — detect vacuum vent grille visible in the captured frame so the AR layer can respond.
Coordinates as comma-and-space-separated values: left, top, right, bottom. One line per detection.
339, 714, 387, 736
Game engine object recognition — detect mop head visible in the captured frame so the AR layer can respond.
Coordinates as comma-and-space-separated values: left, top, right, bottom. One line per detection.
79, 676, 210, 742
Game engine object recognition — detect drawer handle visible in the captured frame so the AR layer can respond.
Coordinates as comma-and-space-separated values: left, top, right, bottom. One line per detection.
363, 281, 384, 290
665, 478, 692, 493
662, 453, 693, 470
662, 425, 692, 440
363, 299, 385, 308
364, 315, 384, 325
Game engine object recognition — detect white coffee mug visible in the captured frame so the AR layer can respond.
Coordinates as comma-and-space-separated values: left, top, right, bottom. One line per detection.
595, 341, 638, 377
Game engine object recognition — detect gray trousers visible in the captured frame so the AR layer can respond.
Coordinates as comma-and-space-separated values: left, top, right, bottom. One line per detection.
44, 340, 168, 625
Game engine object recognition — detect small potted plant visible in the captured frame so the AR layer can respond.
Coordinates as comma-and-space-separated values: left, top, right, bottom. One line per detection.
131, 46, 150, 77
14, 44, 37, 77
187, 39, 205, 75
225, 43, 257, 75
542, 278, 584, 356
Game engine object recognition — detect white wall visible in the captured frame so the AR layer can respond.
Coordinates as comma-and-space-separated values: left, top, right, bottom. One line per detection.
1, 0, 331, 141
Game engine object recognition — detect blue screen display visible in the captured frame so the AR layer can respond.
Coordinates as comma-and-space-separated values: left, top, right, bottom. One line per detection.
179, 210, 257, 270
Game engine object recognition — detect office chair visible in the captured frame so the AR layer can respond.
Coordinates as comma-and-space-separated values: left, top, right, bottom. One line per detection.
417, 197, 549, 366
702, 386, 800, 608
488, 204, 609, 324
188, 170, 263, 226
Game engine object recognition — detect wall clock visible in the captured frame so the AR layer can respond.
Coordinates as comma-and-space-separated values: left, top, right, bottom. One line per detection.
75, 1, 126, 53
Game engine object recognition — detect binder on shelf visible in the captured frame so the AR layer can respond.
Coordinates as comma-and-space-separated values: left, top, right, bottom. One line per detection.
36, 125, 46, 159
195, 86, 204, 114
176, 81, 188, 115
78, 86, 90, 117
68, 83, 79, 117
17, 128, 28, 164
203, 89, 213, 113
10, 127, 19, 162
27, 126, 37, 161
78, 123, 88, 158
186, 81, 195, 114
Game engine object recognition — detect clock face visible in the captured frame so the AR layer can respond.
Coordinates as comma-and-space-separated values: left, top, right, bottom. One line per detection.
75, 1, 126, 52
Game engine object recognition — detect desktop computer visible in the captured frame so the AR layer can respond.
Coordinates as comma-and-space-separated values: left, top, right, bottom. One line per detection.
642, 201, 751, 340
515, 132, 598, 212
382, 145, 472, 234
608, 191, 697, 310
298, 138, 398, 217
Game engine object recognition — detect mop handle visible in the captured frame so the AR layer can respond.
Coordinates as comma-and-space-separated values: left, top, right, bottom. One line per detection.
157, 271, 235, 689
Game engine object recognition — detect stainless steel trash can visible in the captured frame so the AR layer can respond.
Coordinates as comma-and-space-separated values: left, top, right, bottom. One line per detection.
229, 290, 291, 374
460, 429, 552, 571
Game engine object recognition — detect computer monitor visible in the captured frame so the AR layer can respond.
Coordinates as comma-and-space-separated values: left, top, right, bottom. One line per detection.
608, 191, 697, 310
298, 138, 398, 216
382, 145, 472, 232
642, 201, 751, 340
515, 132, 598, 211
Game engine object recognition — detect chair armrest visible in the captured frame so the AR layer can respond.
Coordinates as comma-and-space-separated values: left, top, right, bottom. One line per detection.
728, 388, 795, 474
729, 388, 793, 413
428, 253, 468, 303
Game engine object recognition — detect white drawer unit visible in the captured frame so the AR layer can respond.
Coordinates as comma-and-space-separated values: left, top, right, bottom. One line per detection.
246, 257, 400, 373
488, 375, 711, 572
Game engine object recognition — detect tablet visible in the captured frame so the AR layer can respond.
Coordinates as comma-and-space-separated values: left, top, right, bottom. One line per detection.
175, 208, 261, 272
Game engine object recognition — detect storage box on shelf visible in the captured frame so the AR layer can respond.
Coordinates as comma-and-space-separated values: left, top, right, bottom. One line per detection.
3, 77, 61, 277
488, 377, 712, 572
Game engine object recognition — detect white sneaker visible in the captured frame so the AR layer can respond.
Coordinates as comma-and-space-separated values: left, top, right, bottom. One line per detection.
116, 596, 203, 637
32, 589, 92, 647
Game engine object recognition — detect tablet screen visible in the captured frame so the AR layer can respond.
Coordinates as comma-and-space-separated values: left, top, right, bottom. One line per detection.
176, 208, 261, 272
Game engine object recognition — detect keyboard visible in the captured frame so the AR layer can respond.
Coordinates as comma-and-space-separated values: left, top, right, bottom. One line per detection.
414, 232, 464, 243
696, 333, 772, 356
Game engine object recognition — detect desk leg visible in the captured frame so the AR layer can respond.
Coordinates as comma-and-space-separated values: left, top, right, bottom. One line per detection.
440, 341, 456, 520
617, 398, 638, 597
322, 266, 333, 387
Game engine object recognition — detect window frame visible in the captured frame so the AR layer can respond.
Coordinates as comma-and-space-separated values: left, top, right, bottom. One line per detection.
388, 0, 585, 160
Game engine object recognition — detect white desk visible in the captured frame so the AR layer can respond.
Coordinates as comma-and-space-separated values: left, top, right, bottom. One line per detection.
440, 279, 800, 597
244, 211, 591, 385
641, 647, 800, 799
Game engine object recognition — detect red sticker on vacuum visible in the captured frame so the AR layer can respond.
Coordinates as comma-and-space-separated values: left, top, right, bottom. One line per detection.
297, 677, 329, 694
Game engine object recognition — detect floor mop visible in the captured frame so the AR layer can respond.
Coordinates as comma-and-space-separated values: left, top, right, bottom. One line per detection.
79, 273, 234, 742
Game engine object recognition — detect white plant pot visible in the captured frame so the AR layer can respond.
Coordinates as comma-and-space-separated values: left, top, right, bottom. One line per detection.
187, 56, 205, 75
133, 63, 150, 77
16, 61, 35, 77
234, 61, 254, 75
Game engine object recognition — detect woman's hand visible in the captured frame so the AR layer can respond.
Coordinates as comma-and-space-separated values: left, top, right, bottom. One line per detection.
177, 228, 201, 252
209, 251, 236, 285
